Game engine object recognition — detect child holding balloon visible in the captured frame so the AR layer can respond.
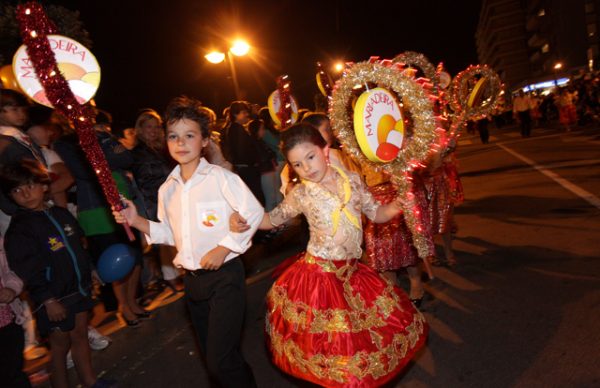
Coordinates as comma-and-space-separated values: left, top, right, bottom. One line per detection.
1, 160, 112, 388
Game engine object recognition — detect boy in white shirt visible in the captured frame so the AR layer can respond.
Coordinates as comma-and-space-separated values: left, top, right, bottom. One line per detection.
114, 96, 263, 387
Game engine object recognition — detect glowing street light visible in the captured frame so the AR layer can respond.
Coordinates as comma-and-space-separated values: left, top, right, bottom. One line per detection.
205, 39, 251, 100
553, 62, 563, 86
205, 51, 225, 64
333, 62, 344, 73
230, 40, 250, 57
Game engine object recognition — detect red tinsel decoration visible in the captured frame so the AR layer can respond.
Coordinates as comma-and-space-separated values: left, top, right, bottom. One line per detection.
15, 2, 134, 240
316, 62, 333, 97
276, 75, 292, 128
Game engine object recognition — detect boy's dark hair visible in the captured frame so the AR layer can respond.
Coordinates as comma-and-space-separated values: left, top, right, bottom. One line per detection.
228, 101, 249, 121
0, 89, 30, 110
301, 112, 328, 129
164, 96, 212, 138
0, 159, 51, 198
280, 123, 326, 160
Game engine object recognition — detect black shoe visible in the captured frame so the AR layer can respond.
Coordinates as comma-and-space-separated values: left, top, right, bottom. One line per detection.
119, 313, 141, 328
135, 310, 152, 320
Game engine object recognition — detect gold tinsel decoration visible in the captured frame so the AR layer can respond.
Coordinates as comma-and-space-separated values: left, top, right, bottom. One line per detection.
330, 61, 439, 260
330, 61, 437, 176
392, 51, 440, 93
449, 64, 502, 123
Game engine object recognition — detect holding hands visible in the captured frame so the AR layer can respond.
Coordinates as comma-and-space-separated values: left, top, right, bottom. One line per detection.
0, 287, 16, 304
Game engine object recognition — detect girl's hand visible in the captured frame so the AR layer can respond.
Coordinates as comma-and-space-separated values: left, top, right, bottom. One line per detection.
44, 299, 67, 322
0, 287, 16, 304
230, 212, 250, 233
112, 198, 138, 225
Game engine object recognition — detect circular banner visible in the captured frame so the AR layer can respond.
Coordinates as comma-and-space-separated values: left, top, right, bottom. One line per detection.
267, 90, 299, 128
353, 87, 405, 163
13, 34, 101, 108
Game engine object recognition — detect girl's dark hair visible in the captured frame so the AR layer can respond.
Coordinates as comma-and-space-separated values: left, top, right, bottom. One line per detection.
280, 123, 326, 159
301, 112, 328, 129
164, 95, 212, 138
0, 159, 51, 197
248, 119, 264, 139
228, 101, 249, 121
0, 89, 29, 109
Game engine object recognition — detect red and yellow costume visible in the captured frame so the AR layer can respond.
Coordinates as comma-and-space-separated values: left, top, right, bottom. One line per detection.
422, 153, 464, 235
267, 166, 427, 387
362, 165, 433, 271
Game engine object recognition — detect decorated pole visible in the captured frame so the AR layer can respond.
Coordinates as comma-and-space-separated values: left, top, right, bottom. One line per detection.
267, 75, 299, 130
15, 2, 134, 240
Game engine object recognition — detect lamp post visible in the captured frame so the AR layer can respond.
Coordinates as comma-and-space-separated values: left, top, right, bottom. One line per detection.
205, 39, 250, 101
553, 62, 563, 87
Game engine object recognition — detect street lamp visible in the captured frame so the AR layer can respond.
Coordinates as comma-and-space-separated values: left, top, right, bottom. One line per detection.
205, 51, 225, 64
230, 40, 250, 57
333, 62, 344, 73
553, 62, 563, 86
204, 40, 251, 100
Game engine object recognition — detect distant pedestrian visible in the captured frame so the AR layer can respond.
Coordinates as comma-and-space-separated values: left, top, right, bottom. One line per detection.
556, 88, 578, 132
513, 91, 533, 137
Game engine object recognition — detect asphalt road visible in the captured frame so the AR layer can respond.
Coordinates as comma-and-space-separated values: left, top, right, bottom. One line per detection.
56, 124, 600, 388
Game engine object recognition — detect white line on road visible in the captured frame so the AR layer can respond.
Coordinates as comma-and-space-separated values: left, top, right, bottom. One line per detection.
497, 143, 600, 210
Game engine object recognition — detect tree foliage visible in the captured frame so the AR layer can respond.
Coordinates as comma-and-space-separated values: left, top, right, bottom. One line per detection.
0, 3, 92, 66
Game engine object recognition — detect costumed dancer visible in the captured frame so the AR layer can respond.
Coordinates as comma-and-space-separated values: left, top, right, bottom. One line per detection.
362, 162, 434, 307
422, 137, 464, 267
233, 124, 427, 387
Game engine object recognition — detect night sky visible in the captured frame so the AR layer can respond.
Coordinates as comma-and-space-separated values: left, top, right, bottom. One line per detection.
50, 0, 483, 125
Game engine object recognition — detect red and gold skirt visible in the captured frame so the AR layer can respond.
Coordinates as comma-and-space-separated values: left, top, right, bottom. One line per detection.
266, 254, 428, 387
424, 161, 463, 235
364, 183, 420, 272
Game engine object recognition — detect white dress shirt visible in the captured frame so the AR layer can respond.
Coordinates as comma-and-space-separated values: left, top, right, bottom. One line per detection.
146, 158, 264, 271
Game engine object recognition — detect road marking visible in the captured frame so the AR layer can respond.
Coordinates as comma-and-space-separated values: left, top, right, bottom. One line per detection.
497, 143, 600, 209
542, 159, 600, 169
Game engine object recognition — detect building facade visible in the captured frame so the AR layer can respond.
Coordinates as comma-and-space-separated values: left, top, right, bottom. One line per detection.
477, 0, 599, 89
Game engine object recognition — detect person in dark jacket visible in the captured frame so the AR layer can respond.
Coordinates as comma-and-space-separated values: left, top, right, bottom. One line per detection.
53, 113, 148, 327
1, 160, 110, 388
222, 101, 265, 205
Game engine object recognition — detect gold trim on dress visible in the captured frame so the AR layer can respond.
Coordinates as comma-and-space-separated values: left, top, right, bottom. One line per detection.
267, 314, 427, 383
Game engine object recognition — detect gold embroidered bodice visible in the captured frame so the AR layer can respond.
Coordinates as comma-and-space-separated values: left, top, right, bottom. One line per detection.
270, 169, 380, 260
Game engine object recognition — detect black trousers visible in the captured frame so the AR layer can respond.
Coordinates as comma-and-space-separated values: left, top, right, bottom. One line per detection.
0, 321, 31, 388
518, 110, 532, 137
184, 258, 256, 388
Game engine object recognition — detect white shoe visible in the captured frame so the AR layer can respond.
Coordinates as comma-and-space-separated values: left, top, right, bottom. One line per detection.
88, 326, 111, 350
66, 350, 74, 369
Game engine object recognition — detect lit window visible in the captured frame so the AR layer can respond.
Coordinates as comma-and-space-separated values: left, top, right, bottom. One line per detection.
542, 43, 550, 53
537, 9, 545, 16
588, 23, 597, 37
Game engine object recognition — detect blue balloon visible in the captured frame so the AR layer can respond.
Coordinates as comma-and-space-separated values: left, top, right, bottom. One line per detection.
97, 244, 136, 283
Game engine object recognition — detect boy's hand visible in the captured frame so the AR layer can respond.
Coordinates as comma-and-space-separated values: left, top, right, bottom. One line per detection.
112, 198, 138, 225
44, 299, 67, 322
200, 246, 230, 270
229, 212, 250, 233
0, 287, 17, 303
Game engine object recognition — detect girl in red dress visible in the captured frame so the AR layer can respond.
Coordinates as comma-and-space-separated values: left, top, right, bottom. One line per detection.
234, 124, 427, 387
